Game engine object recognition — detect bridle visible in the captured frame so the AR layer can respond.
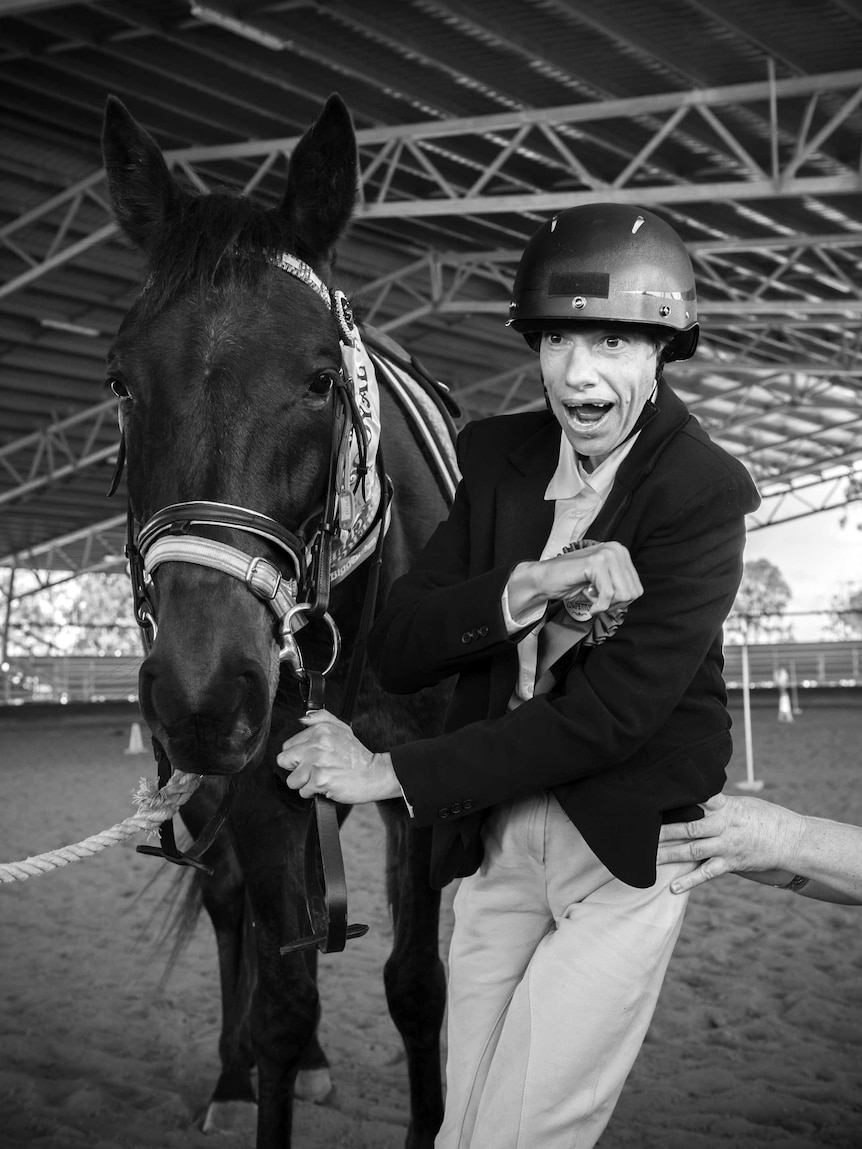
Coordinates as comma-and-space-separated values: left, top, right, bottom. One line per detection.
130, 502, 307, 654
111, 251, 392, 954
119, 258, 381, 657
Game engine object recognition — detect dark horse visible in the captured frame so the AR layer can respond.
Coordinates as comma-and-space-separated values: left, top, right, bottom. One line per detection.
102, 94, 457, 1148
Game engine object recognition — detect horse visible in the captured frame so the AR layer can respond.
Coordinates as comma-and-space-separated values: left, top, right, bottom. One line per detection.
101, 92, 458, 1148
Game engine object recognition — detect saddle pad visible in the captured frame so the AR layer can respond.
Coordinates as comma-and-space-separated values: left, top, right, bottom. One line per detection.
363, 326, 461, 505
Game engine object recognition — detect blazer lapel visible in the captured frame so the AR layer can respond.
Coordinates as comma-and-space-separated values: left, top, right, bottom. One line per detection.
494, 416, 558, 568
587, 380, 690, 541
485, 416, 557, 715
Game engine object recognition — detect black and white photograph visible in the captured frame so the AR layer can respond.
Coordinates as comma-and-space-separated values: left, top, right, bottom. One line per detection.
2, 4, 861, 1147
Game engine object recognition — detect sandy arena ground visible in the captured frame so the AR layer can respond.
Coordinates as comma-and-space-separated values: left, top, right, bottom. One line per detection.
1, 700, 861, 1148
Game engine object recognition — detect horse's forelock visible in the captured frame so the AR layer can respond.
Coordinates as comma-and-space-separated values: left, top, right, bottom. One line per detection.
139, 192, 311, 315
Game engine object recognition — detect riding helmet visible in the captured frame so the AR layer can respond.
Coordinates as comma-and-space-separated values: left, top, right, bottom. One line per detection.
507, 204, 699, 362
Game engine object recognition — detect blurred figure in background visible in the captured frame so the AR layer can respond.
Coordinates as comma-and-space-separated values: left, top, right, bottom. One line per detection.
776, 667, 794, 723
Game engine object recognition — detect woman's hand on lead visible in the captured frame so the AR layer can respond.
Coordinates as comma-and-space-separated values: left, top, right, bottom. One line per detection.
277, 710, 402, 804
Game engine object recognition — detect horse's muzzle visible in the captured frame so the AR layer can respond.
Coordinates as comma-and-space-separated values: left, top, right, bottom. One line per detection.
139, 654, 273, 775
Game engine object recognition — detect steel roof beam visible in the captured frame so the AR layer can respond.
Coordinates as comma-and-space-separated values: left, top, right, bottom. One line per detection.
349, 249, 862, 331
0, 512, 127, 571
6, 69, 862, 300
750, 460, 862, 528
0, 0, 72, 13
0, 398, 119, 506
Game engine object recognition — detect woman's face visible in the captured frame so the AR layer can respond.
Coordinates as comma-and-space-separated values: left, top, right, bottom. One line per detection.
540, 325, 661, 467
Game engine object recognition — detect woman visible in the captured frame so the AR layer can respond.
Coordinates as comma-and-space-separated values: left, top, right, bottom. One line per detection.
279, 204, 760, 1149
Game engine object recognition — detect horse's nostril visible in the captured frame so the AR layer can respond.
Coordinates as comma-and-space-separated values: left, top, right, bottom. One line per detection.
139, 645, 273, 770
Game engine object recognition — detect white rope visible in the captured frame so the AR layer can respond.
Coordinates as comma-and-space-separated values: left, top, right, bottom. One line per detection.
0, 770, 203, 884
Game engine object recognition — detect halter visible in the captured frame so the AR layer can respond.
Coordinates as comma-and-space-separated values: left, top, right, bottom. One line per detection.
112, 250, 391, 953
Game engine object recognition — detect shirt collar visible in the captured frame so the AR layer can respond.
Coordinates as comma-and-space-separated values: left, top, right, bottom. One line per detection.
545, 429, 640, 502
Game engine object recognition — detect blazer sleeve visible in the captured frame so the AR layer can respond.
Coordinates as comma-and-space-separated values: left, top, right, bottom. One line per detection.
387, 441, 758, 826
367, 422, 528, 693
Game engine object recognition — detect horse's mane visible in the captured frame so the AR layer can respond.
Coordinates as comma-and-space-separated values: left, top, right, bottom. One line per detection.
139, 190, 297, 315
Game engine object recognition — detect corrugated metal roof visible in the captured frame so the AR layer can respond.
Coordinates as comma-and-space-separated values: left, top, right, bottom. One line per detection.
1, 0, 861, 575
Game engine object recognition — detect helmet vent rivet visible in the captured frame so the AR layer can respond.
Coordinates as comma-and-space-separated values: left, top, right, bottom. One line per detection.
572, 296, 586, 310
659, 305, 671, 318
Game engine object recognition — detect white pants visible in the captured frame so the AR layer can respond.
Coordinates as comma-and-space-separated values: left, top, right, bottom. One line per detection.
436, 792, 693, 1149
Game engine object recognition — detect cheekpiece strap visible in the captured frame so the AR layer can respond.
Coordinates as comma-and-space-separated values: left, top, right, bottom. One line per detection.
271, 252, 387, 590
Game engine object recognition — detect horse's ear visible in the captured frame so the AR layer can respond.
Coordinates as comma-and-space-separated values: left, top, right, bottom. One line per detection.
102, 95, 181, 254
280, 93, 357, 262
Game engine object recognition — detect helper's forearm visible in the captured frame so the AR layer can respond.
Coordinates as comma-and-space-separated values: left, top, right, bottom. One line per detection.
785, 815, 862, 904
745, 814, 862, 905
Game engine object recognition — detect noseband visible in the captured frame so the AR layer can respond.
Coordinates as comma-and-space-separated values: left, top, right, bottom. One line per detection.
112, 252, 389, 953
129, 501, 307, 661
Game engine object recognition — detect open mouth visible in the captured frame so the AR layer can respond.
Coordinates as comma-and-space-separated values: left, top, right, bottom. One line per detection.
566, 401, 613, 425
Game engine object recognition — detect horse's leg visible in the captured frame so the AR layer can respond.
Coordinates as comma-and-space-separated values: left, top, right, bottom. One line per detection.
177, 786, 258, 1136
290, 771, 356, 1104
197, 866, 258, 1135
378, 800, 446, 1149
292, 798, 354, 1102
198, 874, 334, 1114
228, 777, 322, 1149
293, 944, 334, 1103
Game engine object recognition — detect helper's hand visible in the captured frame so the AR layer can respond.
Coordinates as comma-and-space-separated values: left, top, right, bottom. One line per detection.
277, 710, 401, 804
657, 793, 803, 893
508, 540, 643, 620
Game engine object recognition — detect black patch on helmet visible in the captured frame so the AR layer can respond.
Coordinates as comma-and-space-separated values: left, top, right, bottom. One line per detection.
547, 272, 609, 297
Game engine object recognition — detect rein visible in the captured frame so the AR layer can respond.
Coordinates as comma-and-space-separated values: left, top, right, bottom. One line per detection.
112, 252, 390, 953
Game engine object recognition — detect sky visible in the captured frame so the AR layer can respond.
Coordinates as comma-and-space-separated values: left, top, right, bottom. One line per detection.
744, 500, 861, 641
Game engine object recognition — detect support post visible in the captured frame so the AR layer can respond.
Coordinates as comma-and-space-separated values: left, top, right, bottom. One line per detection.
790, 658, 802, 715
736, 630, 764, 791
1, 568, 15, 705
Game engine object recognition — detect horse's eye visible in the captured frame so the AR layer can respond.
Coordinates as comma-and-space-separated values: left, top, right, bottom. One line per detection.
307, 369, 338, 397
108, 377, 129, 400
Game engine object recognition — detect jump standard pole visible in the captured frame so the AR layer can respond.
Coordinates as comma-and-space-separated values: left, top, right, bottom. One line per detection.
736, 626, 765, 792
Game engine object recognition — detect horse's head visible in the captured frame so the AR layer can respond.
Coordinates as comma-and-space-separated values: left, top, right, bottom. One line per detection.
102, 94, 358, 775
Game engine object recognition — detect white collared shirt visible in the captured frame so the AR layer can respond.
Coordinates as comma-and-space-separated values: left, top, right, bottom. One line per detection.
503, 430, 640, 704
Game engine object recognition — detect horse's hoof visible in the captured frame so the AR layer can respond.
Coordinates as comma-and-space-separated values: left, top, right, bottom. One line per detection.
201, 1098, 259, 1135
294, 1067, 333, 1104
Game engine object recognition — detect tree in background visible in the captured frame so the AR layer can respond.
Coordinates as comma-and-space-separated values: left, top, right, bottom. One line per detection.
726, 557, 793, 643
2, 571, 139, 657
827, 583, 862, 639
838, 472, 862, 529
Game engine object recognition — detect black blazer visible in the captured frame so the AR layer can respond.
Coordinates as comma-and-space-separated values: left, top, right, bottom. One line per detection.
367, 381, 761, 889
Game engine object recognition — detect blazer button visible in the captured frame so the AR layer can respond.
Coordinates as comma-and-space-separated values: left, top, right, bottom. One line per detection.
462, 799, 474, 810
437, 807, 451, 819
478, 625, 488, 637
461, 631, 472, 644
450, 802, 462, 814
